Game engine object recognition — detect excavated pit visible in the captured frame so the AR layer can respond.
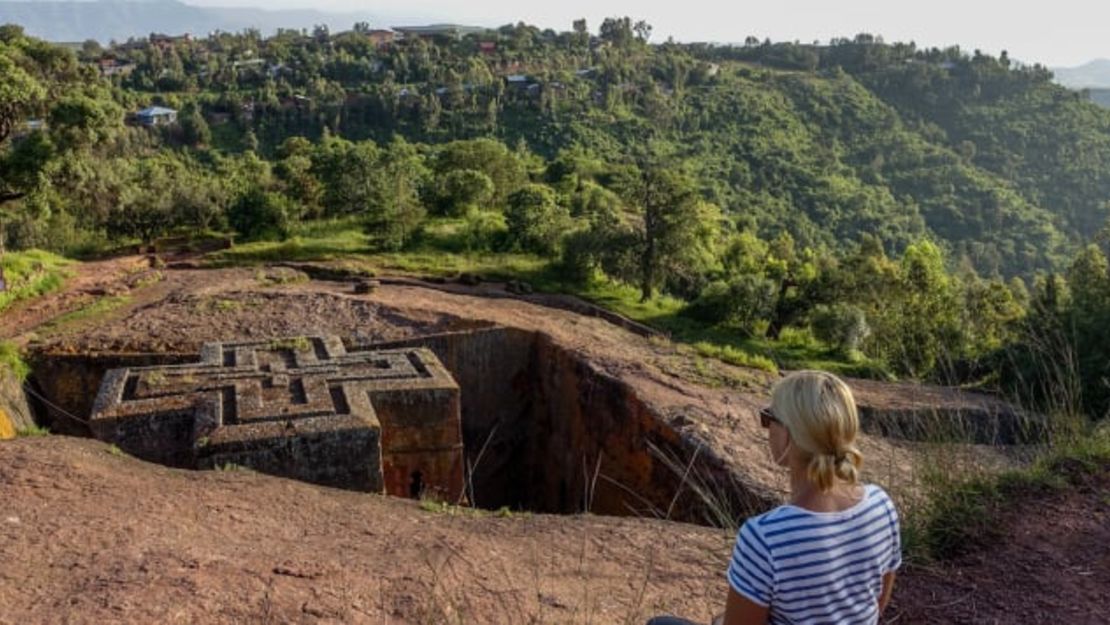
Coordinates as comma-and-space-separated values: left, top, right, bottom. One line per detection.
17, 317, 1037, 526
21, 326, 768, 525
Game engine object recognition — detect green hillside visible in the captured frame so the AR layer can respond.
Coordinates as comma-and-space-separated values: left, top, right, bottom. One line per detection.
6, 20, 1110, 413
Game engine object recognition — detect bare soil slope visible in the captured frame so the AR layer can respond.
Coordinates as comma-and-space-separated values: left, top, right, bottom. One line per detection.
0, 437, 733, 625
2, 258, 1088, 624
2, 438, 1107, 624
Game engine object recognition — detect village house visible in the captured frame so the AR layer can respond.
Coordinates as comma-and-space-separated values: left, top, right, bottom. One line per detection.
135, 106, 178, 127
505, 74, 531, 88
365, 29, 397, 48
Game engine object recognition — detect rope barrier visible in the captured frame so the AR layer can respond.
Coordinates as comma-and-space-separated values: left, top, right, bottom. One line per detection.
21, 383, 90, 426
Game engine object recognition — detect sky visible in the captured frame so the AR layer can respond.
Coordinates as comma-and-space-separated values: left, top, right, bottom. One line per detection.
185, 0, 1109, 67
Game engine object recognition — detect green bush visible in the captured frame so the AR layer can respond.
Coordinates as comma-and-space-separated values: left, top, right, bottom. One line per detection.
686, 276, 779, 335
692, 341, 778, 373
504, 184, 571, 256
228, 187, 293, 242
461, 208, 507, 253
0, 341, 30, 380
810, 303, 871, 356
0, 249, 71, 312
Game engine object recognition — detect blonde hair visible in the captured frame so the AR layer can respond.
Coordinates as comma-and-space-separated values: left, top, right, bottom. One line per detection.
771, 370, 863, 492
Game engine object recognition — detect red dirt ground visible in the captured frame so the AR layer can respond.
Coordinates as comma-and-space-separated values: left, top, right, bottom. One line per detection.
888, 465, 1110, 624
1, 437, 1107, 624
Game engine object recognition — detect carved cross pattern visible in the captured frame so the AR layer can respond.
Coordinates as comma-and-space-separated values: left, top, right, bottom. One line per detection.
91, 336, 463, 499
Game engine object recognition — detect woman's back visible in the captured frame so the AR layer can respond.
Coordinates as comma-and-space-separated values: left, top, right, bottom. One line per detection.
728, 484, 901, 625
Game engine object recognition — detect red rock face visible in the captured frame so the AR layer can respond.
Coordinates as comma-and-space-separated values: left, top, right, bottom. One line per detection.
371, 327, 770, 523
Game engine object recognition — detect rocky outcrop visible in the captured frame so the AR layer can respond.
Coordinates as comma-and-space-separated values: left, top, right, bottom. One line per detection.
0, 368, 35, 439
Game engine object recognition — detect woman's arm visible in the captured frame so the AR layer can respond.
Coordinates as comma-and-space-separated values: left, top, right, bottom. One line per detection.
719, 587, 770, 625
879, 571, 897, 614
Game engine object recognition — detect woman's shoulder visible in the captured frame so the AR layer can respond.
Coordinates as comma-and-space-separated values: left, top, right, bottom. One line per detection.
864, 483, 898, 509
744, 483, 896, 530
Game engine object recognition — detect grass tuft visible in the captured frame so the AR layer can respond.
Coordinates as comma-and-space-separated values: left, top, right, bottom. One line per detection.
16, 424, 50, 437
268, 336, 312, 352
905, 424, 1110, 561
0, 249, 72, 312
419, 500, 527, 518
691, 341, 778, 373
38, 295, 131, 335
0, 341, 31, 381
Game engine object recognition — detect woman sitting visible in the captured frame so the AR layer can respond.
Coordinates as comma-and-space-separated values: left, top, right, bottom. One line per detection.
650, 370, 902, 625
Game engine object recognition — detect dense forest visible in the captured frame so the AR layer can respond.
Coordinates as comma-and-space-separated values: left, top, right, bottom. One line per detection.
3, 19, 1110, 419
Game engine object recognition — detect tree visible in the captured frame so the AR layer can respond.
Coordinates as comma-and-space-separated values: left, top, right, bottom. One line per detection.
363, 138, 428, 251
811, 303, 871, 356
106, 186, 174, 245
79, 39, 102, 59
434, 139, 527, 208
436, 169, 494, 216
228, 186, 292, 241
179, 107, 211, 147
0, 31, 48, 274
274, 149, 322, 219
618, 165, 721, 301
0, 52, 45, 146
571, 19, 589, 49
599, 17, 634, 48
47, 95, 120, 151
0, 129, 54, 247
886, 240, 962, 376
504, 184, 570, 255
687, 275, 779, 334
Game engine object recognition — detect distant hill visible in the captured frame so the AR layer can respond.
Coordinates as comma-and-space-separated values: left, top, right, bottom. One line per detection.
0, 0, 385, 43
1053, 59, 1110, 89
1090, 89, 1110, 108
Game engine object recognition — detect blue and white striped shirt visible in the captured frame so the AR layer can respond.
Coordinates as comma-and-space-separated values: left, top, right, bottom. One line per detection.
727, 484, 901, 625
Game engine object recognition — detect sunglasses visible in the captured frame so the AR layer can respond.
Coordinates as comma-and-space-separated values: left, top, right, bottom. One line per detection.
758, 407, 780, 429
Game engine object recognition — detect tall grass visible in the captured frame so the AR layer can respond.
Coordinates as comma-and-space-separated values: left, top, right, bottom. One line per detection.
0, 341, 31, 381
904, 422, 1110, 560
0, 249, 71, 312
884, 318, 1106, 563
